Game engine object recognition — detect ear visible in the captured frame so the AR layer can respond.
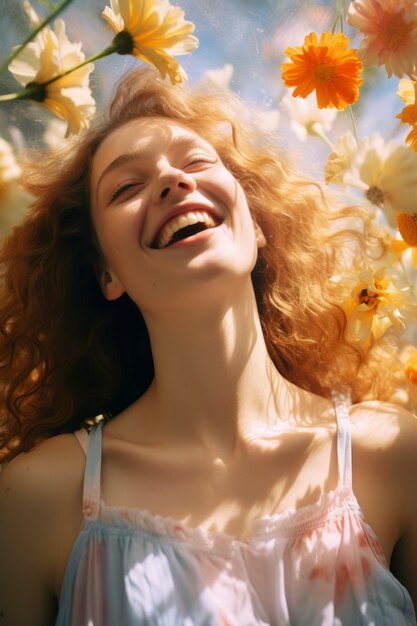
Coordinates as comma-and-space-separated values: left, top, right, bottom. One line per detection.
253, 220, 267, 249
99, 268, 125, 301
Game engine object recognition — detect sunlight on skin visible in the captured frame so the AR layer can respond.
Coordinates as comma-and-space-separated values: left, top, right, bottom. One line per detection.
350, 402, 402, 448
149, 426, 336, 541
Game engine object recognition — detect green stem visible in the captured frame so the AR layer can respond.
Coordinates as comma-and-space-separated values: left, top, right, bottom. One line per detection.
0, 44, 117, 104
330, 12, 339, 34
311, 126, 335, 150
0, 90, 33, 102
338, 11, 344, 34
347, 105, 359, 143
42, 43, 118, 87
0, 0, 76, 76
331, 0, 346, 34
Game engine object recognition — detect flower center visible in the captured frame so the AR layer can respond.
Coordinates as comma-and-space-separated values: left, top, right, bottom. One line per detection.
25, 81, 47, 103
358, 288, 379, 309
397, 212, 417, 246
365, 185, 384, 207
376, 11, 413, 52
113, 31, 134, 55
314, 62, 336, 82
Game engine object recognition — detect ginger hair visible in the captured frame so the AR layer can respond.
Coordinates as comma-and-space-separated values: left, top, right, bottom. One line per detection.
0, 67, 394, 460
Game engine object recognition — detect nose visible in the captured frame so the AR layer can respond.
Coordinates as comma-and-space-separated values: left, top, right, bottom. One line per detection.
154, 164, 197, 203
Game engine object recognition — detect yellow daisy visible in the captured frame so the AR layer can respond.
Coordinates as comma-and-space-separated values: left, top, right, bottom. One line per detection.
281, 32, 363, 110
102, 0, 198, 84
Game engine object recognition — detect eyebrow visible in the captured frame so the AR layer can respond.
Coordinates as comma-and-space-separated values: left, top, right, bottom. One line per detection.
95, 134, 211, 203
95, 152, 142, 201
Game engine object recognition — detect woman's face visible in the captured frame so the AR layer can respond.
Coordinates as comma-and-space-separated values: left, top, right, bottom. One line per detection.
90, 116, 264, 315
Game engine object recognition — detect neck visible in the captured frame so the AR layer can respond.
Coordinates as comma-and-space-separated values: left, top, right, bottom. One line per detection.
136, 279, 297, 458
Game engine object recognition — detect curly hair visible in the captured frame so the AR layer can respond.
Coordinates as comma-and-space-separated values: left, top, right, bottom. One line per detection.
0, 67, 396, 460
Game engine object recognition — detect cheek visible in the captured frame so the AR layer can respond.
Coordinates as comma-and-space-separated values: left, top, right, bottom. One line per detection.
205, 168, 253, 224
94, 205, 139, 259
219, 168, 243, 204
223, 173, 252, 223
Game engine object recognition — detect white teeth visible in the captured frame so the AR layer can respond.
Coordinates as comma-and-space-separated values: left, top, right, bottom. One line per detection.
157, 210, 218, 249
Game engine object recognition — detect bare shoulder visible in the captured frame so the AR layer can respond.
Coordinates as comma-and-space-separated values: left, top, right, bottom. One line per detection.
1, 431, 85, 494
0, 432, 86, 534
0, 431, 86, 559
349, 399, 417, 454
0, 433, 85, 626
349, 401, 417, 605
349, 399, 417, 493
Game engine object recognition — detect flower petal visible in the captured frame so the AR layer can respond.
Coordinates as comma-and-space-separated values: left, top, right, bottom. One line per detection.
102, 0, 198, 84
8, 18, 95, 135
347, 0, 417, 78
281, 32, 362, 110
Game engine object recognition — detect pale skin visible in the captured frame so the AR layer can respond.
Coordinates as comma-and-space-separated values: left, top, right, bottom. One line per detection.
0, 117, 416, 625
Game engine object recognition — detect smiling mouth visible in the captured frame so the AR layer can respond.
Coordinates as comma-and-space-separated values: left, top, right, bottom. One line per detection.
153, 210, 222, 249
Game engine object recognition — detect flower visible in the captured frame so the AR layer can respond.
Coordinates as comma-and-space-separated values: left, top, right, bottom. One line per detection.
43, 119, 70, 150
324, 132, 417, 228
366, 228, 408, 267
397, 212, 417, 246
333, 265, 415, 342
396, 80, 417, 151
405, 349, 417, 385
396, 213, 417, 267
281, 32, 363, 110
280, 90, 337, 142
0, 137, 33, 237
398, 78, 417, 106
8, 17, 95, 136
324, 131, 358, 184
406, 359, 417, 384
102, 0, 198, 84
347, 0, 417, 78
381, 233, 410, 264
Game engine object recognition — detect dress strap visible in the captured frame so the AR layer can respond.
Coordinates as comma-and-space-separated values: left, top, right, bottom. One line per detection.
332, 389, 353, 489
74, 428, 89, 455
82, 420, 104, 520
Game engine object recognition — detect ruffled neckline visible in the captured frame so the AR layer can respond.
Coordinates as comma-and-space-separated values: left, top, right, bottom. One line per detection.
85, 484, 360, 555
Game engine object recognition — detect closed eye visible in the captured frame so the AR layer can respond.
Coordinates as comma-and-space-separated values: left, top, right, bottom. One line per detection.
110, 181, 144, 203
185, 156, 217, 170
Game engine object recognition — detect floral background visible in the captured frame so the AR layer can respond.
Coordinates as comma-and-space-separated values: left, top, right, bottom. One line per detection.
0, 0, 417, 405
0, 0, 408, 156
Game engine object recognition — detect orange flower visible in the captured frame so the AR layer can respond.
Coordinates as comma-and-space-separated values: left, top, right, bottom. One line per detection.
401, 346, 417, 409
406, 360, 417, 385
281, 32, 363, 110
396, 212, 417, 268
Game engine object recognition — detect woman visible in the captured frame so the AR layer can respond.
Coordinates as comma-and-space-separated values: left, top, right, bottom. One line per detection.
0, 68, 416, 625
